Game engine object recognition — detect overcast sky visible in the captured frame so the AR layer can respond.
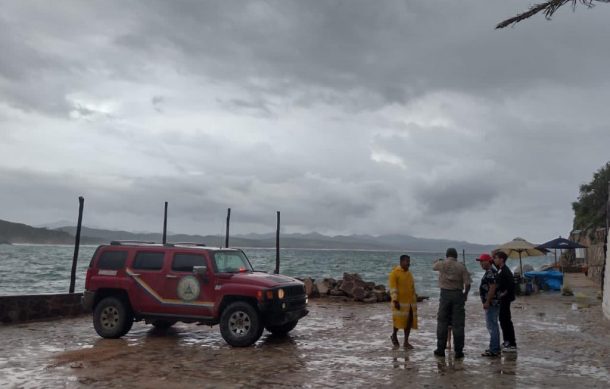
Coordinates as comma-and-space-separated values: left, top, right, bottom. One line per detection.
1, 1, 609, 244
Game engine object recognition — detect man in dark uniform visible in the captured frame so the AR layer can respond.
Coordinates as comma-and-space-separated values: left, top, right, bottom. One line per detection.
493, 251, 517, 352
432, 248, 471, 359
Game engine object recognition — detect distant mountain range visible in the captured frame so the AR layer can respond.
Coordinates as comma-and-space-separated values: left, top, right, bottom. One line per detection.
0, 219, 97, 245
0, 218, 496, 252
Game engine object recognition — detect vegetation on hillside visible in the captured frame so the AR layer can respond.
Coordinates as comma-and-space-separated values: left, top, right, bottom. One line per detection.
572, 161, 610, 231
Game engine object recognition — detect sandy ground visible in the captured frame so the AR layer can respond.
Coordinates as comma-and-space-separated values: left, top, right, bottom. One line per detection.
1, 274, 609, 388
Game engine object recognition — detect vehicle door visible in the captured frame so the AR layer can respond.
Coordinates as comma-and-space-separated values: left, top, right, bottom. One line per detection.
126, 250, 168, 314
159, 252, 216, 318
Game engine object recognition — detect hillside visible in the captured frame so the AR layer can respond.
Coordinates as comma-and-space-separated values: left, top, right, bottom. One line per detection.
55, 226, 495, 252
1, 218, 495, 252
0, 219, 86, 244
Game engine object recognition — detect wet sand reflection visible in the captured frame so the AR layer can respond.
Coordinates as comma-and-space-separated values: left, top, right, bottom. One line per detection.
1, 294, 610, 388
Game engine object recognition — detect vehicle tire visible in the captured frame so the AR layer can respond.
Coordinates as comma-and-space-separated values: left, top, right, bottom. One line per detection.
93, 296, 134, 339
151, 320, 176, 329
265, 320, 298, 336
219, 301, 263, 347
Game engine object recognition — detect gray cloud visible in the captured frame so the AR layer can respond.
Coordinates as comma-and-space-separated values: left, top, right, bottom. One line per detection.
3, 1, 609, 116
1, 1, 609, 243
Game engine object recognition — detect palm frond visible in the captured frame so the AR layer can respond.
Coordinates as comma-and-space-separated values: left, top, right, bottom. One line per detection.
496, 0, 608, 29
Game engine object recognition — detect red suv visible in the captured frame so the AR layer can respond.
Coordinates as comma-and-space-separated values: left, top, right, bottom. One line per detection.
82, 241, 308, 347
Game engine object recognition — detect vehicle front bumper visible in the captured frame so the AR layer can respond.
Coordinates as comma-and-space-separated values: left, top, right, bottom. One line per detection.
259, 296, 308, 326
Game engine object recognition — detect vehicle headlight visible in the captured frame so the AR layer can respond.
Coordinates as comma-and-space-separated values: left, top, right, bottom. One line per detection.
277, 288, 285, 299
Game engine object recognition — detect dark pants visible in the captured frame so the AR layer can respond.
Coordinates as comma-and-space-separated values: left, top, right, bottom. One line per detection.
436, 289, 465, 353
499, 300, 516, 346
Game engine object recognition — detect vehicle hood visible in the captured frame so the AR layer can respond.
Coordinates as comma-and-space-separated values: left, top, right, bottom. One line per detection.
226, 272, 302, 288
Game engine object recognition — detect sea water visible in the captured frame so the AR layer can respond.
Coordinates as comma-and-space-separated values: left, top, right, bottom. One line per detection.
0, 244, 553, 297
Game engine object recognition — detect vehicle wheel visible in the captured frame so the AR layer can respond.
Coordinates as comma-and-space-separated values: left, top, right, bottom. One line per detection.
151, 320, 176, 329
93, 297, 134, 339
219, 301, 263, 347
265, 320, 298, 336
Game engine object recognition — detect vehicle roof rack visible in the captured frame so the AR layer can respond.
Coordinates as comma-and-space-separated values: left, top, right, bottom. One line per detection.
173, 242, 207, 247
110, 240, 157, 246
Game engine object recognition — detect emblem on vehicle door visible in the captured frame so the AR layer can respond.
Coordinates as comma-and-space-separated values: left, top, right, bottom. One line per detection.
177, 275, 201, 302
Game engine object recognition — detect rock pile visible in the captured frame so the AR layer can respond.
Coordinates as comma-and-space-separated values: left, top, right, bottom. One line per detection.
300, 273, 390, 303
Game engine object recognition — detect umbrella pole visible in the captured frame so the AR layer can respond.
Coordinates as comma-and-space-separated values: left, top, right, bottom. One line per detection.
519, 251, 523, 278
554, 249, 557, 268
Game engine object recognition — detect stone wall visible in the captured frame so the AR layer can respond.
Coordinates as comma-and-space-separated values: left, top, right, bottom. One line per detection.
0, 293, 85, 324
571, 228, 606, 284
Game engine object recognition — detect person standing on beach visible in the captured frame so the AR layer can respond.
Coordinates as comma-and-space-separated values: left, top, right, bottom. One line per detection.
389, 254, 418, 348
493, 251, 517, 352
477, 253, 501, 357
432, 248, 471, 359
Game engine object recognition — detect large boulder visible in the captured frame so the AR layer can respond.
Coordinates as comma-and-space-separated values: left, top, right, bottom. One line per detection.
373, 289, 390, 302
352, 287, 366, 301
362, 296, 378, 303
302, 277, 318, 297
315, 278, 335, 295
340, 273, 367, 298
329, 288, 347, 297
293, 273, 406, 303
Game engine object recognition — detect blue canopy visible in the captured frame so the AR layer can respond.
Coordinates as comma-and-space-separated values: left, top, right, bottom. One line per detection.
536, 237, 587, 250
536, 237, 587, 268
523, 270, 563, 291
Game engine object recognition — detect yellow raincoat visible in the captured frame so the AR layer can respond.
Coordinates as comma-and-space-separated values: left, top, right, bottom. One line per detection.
388, 266, 418, 329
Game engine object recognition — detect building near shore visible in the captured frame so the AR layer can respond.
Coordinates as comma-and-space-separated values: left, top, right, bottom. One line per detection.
569, 228, 609, 320
602, 245, 610, 320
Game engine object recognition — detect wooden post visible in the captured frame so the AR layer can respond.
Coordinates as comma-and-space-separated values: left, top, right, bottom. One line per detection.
69, 196, 84, 293
462, 249, 466, 266
225, 208, 231, 248
162, 201, 168, 244
274, 211, 280, 274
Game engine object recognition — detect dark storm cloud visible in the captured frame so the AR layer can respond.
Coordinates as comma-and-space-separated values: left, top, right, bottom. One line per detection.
216, 97, 273, 117
1, 1, 610, 242
151, 95, 164, 113
3, 1, 609, 116
414, 177, 501, 215
104, 0, 610, 107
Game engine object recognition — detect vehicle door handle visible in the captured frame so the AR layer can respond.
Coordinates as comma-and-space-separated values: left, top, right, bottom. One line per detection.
166, 275, 177, 279
131, 273, 141, 277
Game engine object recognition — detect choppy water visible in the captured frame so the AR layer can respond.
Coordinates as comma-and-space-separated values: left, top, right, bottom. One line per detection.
0, 244, 553, 297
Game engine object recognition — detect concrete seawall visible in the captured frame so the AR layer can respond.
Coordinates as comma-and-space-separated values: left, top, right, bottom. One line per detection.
0, 293, 85, 324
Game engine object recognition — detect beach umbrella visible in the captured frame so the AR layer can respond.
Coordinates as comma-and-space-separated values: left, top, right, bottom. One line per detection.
494, 237, 548, 276
536, 236, 587, 268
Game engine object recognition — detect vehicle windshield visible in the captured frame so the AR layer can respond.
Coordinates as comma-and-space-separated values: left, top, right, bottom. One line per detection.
213, 251, 254, 273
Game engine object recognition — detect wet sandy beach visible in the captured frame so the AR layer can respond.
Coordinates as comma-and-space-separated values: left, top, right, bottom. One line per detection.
1, 276, 609, 388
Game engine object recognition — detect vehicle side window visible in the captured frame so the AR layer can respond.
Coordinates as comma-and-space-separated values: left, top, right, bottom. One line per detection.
97, 250, 128, 270
172, 254, 206, 272
213, 252, 251, 273
133, 252, 165, 270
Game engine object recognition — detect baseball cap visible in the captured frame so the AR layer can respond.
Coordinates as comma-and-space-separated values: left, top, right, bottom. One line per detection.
476, 253, 493, 262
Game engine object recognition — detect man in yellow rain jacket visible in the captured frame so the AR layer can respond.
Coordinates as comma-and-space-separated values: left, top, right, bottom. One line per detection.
389, 254, 418, 348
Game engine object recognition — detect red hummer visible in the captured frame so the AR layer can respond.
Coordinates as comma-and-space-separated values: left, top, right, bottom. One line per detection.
82, 241, 308, 347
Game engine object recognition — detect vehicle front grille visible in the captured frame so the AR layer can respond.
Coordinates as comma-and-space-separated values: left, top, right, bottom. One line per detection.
283, 285, 305, 298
